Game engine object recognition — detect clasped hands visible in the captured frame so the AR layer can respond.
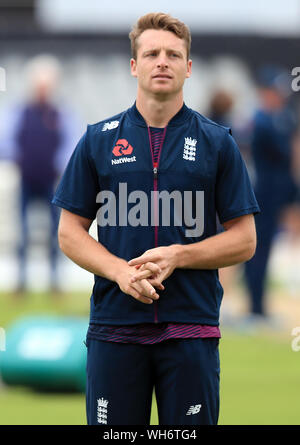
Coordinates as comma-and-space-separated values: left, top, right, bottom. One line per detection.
116, 245, 179, 305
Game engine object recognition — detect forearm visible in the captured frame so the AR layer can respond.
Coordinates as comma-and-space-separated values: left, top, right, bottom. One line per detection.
175, 227, 256, 270
58, 226, 125, 282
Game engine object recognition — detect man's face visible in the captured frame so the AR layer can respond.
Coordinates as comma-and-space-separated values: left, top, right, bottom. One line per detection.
130, 29, 192, 98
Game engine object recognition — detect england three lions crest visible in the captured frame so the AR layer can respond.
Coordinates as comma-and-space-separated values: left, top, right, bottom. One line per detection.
183, 137, 197, 161
97, 397, 109, 424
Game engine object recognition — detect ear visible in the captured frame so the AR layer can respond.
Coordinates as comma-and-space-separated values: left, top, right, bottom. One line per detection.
186, 59, 192, 79
130, 58, 138, 78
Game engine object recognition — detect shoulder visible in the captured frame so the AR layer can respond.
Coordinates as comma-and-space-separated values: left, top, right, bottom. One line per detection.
190, 109, 243, 163
83, 110, 127, 155
188, 108, 234, 159
189, 108, 232, 139
86, 109, 127, 137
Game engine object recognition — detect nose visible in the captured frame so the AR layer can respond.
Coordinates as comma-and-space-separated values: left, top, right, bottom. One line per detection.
156, 53, 168, 69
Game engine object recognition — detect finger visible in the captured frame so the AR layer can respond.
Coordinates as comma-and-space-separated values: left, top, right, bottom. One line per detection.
131, 262, 162, 282
130, 270, 153, 282
155, 283, 165, 290
144, 262, 162, 274
133, 279, 159, 300
132, 273, 165, 291
148, 279, 165, 290
128, 254, 160, 267
140, 279, 160, 299
128, 285, 153, 304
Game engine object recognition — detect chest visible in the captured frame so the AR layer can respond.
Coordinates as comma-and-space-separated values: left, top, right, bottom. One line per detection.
93, 125, 218, 192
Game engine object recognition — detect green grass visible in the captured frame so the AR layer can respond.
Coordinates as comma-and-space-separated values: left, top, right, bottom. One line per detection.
0, 387, 86, 425
0, 291, 299, 425
218, 332, 300, 425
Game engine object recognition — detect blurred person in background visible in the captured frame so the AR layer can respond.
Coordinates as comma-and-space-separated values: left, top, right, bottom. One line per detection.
207, 89, 234, 127
207, 89, 253, 162
207, 90, 238, 320
207, 89, 253, 323
243, 66, 299, 326
0, 55, 82, 295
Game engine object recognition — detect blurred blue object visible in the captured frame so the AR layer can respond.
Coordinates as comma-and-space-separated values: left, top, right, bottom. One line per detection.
256, 65, 291, 97
0, 315, 88, 392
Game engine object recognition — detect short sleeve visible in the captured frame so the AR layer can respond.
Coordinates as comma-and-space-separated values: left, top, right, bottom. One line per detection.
216, 131, 260, 224
51, 129, 99, 219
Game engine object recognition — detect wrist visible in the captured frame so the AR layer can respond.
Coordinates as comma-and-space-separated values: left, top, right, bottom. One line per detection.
170, 244, 184, 268
109, 258, 128, 283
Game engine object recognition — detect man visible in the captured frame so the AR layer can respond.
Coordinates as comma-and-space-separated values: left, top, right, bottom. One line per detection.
244, 67, 298, 323
52, 12, 260, 425
0, 55, 82, 295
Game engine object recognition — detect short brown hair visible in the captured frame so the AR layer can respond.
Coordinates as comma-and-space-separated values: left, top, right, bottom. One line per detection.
129, 12, 191, 60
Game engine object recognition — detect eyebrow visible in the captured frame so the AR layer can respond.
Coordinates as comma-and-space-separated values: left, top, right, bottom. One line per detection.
142, 48, 183, 56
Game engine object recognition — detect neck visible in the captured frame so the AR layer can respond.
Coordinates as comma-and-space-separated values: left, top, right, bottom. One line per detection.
135, 91, 184, 128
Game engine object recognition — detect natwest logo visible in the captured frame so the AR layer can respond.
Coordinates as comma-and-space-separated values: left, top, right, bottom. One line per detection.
113, 139, 133, 157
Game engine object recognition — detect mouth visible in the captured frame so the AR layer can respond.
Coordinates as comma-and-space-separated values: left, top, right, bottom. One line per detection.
152, 74, 172, 79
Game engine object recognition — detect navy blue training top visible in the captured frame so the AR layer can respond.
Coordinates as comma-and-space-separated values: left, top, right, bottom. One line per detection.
85, 127, 221, 343
52, 102, 260, 326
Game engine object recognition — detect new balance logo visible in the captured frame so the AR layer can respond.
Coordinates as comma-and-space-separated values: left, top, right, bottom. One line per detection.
186, 404, 202, 415
102, 120, 119, 131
